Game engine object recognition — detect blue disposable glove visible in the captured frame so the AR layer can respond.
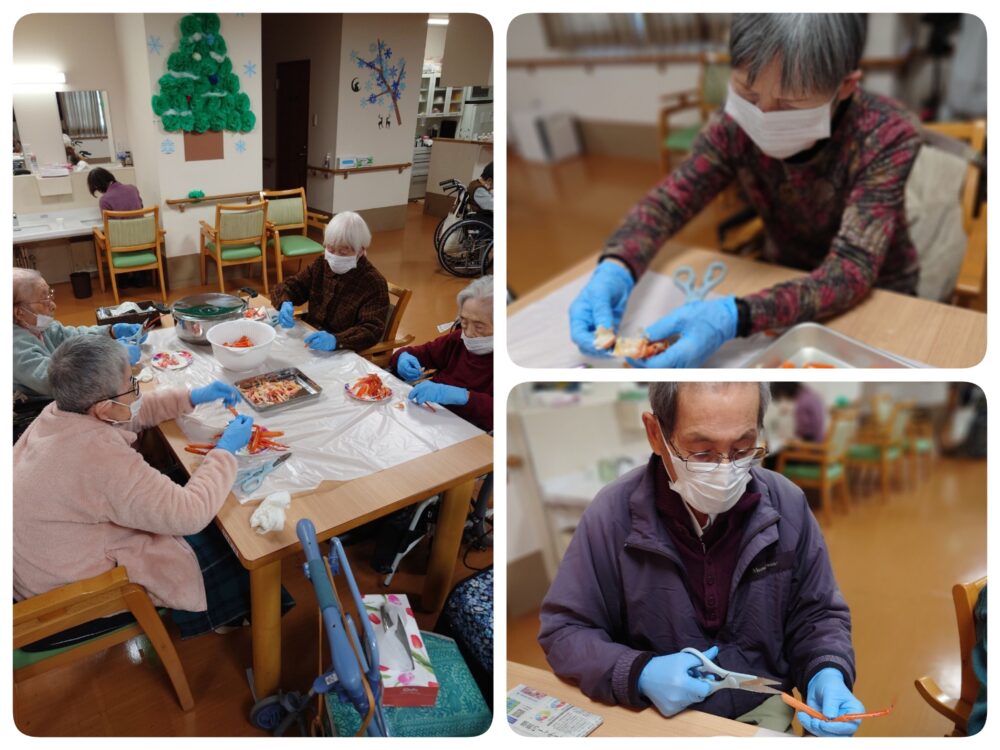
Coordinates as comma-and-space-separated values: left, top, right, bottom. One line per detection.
626, 296, 738, 369
638, 646, 719, 717
190, 380, 243, 407
797, 668, 865, 737
396, 352, 423, 381
215, 415, 254, 454
112, 322, 147, 343
278, 301, 295, 329
409, 380, 469, 406
568, 260, 635, 356
120, 341, 141, 365
304, 330, 337, 351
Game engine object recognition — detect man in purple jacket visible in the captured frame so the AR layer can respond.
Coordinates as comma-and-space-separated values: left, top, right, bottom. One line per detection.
539, 382, 863, 735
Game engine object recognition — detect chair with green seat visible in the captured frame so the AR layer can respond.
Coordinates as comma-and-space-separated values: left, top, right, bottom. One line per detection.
261, 187, 328, 283
657, 53, 730, 174
199, 201, 269, 295
776, 408, 857, 526
847, 400, 912, 504
905, 410, 937, 482
93, 206, 168, 305
14, 566, 194, 711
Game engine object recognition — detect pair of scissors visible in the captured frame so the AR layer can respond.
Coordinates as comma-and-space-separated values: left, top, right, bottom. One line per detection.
238, 452, 292, 493
682, 647, 782, 695
673, 261, 728, 302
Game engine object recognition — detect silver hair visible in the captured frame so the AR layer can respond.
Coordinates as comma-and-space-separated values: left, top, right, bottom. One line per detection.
49, 335, 130, 414
12, 267, 46, 306
324, 211, 372, 255
649, 382, 771, 440
456, 275, 494, 314
730, 14, 867, 96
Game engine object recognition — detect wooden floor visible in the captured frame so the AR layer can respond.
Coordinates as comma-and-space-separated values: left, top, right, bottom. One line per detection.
507, 455, 986, 737
13, 200, 493, 736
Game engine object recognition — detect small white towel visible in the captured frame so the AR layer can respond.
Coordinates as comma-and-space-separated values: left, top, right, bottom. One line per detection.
250, 491, 292, 534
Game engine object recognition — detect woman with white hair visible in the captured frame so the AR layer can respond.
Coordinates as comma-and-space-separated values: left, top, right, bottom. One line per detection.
271, 211, 389, 352
13, 267, 144, 397
390, 275, 493, 431
570, 14, 925, 368
12, 335, 293, 638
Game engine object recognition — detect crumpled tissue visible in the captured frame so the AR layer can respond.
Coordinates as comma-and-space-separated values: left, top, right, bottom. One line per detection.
250, 491, 291, 534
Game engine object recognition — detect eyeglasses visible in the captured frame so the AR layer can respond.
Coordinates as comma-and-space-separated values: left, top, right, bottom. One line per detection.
25, 288, 55, 305
667, 439, 768, 473
107, 376, 140, 402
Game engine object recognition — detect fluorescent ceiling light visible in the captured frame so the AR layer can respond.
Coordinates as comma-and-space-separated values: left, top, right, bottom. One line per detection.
428, 18, 449, 26
13, 65, 66, 85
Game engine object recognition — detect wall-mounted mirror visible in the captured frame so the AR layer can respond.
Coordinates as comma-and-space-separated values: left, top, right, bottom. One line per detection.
12, 89, 116, 170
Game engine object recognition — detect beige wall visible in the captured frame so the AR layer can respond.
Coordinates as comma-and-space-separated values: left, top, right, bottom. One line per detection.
439, 14, 493, 87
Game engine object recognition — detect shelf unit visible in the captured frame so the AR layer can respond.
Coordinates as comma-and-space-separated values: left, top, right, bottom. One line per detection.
419, 74, 464, 118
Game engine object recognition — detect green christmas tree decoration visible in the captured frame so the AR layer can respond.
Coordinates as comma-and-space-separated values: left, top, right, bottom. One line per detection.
151, 13, 255, 133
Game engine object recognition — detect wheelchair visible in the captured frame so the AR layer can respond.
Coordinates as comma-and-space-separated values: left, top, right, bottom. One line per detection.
433, 179, 471, 252
437, 215, 492, 278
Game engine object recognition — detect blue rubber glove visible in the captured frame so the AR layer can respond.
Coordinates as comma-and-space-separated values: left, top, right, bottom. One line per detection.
798, 668, 864, 737
215, 415, 254, 454
638, 646, 719, 717
190, 380, 243, 407
626, 296, 738, 369
568, 260, 635, 356
112, 323, 147, 343
278, 301, 295, 329
409, 380, 469, 406
119, 341, 141, 365
396, 352, 423, 381
304, 331, 337, 351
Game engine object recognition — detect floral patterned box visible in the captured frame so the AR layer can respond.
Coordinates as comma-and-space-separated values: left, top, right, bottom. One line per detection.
363, 593, 439, 707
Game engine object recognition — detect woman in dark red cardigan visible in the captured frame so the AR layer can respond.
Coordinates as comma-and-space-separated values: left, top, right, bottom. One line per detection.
390, 276, 493, 431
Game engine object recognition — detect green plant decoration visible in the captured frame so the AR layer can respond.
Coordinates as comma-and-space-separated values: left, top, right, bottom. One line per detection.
151, 13, 255, 133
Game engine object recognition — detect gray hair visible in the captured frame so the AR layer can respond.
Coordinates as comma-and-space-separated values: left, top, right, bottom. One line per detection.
457, 275, 494, 313
324, 211, 372, 255
13, 267, 46, 306
730, 14, 867, 96
649, 382, 771, 440
49, 335, 130, 414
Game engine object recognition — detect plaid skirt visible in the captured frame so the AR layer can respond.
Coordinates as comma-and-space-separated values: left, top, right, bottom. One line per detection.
170, 523, 295, 638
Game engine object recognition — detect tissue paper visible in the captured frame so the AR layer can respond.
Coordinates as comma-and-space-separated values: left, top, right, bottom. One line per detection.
250, 491, 291, 534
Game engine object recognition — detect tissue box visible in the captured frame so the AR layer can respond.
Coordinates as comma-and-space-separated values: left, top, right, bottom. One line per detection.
364, 594, 439, 707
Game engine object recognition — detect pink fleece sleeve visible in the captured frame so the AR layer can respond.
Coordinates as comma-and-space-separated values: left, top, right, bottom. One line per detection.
131, 388, 195, 431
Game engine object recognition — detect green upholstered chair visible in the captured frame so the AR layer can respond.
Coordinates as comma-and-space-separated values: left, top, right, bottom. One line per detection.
261, 187, 328, 283
777, 408, 857, 526
93, 206, 168, 305
199, 201, 269, 294
14, 566, 193, 711
847, 400, 912, 504
657, 53, 730, 173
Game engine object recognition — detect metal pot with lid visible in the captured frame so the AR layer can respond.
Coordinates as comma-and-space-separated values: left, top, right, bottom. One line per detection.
172, 287, 259, 345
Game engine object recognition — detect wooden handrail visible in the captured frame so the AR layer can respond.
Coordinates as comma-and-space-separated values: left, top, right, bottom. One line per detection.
508, 54, 910, 72
165, 190, 261, 212
307, 162, 412, 180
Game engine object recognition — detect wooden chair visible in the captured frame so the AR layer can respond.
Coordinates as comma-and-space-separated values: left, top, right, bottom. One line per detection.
260, 187, 328, 283
904, 409, 937, 482
199, 201, 269, 295
657, 53, 730, 173
92, 206, 168, 305
358, 281, 415, 368
915, 576, 986, 736
777, 408, 857, 526
847, 400, 912, 503
14, 567, 194, 711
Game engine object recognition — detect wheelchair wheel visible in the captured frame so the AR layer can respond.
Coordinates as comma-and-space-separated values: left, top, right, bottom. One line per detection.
250, 696, 288, 731
480, 241, 493, 276
438, 219, 492, 277
434, 215, 448, 251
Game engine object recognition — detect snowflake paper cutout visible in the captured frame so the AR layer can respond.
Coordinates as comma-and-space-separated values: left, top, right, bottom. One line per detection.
147, 36, 162, 55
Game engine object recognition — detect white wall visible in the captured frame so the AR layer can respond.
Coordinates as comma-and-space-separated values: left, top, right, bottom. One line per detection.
424, 23, 447, 65
331, 14, 428, 213
440, 14, 493, 87
11, 93, 65, 166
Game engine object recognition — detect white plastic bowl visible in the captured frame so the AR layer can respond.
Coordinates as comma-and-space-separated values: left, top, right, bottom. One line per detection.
206, 319, 276, 371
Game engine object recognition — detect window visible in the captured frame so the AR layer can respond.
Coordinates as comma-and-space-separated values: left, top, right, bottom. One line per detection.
541, 13, 730, 53
56, 90, 107, 139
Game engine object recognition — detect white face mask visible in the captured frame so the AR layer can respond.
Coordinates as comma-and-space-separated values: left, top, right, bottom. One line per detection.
724, 83, 837, 160
461, 332, 493, 355
106, 394, 143, 425
326, 251, 358, 275
661, 432, 753, 516
19, 306, 54, 335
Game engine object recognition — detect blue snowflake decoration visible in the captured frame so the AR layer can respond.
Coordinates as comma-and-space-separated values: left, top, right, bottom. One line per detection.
384, 47, 393, 60
243, 61, 257, 78
208, 74, 219, 85
388, 65, 398, 79
235, 139, 247, 154
160, 138, 175, 155
147, 36, 162, 55
365, 80, 373, 92
360, 99, 368, 109
205, 33, 216, 44
368, 94, 378, 105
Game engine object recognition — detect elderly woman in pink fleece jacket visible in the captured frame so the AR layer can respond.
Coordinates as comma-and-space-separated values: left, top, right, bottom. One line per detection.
13, 334, 279, 639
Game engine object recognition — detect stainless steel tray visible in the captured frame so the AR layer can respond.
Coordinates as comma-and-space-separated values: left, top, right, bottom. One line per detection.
743, 323, 915, 369
234, 367, 323, 413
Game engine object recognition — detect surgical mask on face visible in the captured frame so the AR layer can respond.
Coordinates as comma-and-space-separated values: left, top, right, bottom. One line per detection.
19, 306, 54, 335
106, 394, 143, 425
461, 332, 493, 355
326, 251, 358, 274
724, 83, 837, 160
661, 433, 753, 516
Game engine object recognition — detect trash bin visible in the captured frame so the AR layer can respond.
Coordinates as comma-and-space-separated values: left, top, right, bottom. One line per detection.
70, 271, 93, 299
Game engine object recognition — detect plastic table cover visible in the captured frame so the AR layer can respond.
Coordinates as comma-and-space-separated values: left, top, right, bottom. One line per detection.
143, 322, 484, 502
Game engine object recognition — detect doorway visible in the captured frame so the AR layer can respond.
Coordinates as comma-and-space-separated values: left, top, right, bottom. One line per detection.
275, 60, 310, 190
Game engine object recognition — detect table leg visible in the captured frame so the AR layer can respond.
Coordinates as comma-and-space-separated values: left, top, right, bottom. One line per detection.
250, 560, 282, 699
421, 478, 474, 612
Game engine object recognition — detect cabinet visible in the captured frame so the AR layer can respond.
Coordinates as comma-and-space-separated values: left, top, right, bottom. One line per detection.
419, 75, 464, 118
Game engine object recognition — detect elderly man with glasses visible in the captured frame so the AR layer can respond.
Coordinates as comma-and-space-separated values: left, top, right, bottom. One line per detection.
538, 382, 861, 736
